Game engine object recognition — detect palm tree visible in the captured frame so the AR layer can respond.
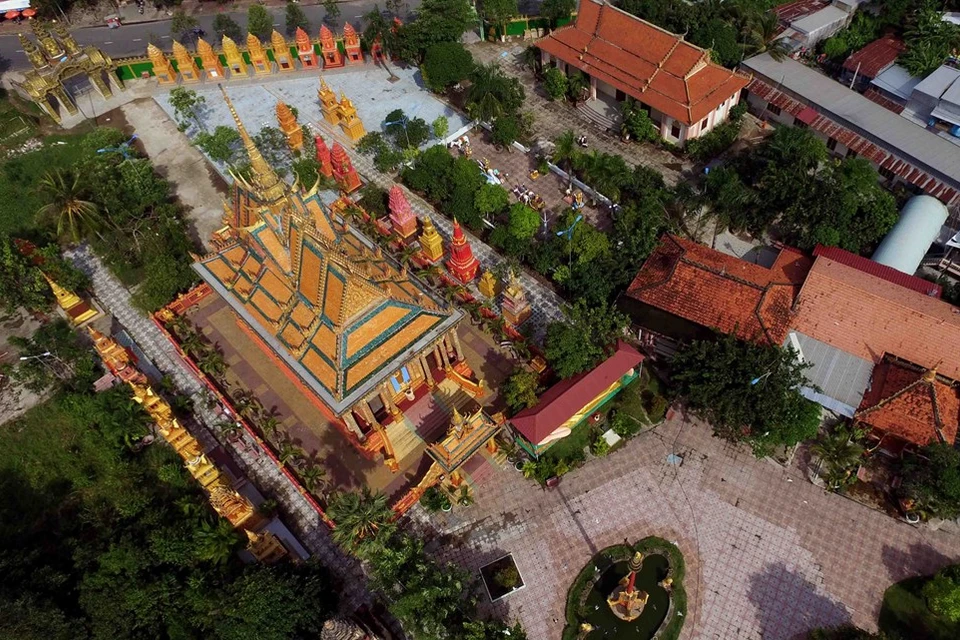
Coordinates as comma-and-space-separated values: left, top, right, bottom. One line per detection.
217, 420, 244, 441
197, 350, 226, 378
466, 64, 508, 123
194, 518, 241, 565
415, 264, 443, 285
167, 315, 192, 339
553, 130, 579, 187
299, 464, 327, 494
745, 12, 791, 62
259, 415, 281, 442
179, 331, 208, 358
37, 169, 100, 243
811, 427, 864, 491
326, 487, 396, 550
277, 440, 305, 468
397, 244, 419, 267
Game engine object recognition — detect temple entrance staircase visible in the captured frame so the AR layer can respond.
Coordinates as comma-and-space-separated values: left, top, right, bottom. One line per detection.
578, 97, 621, 133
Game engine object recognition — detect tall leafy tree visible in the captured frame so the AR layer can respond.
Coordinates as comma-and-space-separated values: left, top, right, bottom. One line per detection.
326, 488, 396, 551
247, 5, 275, 40
213, 14, 243, 41
170, 9, 199, 39
480, 0, 519, 40
285, 0, 310, 35
540, 0, 576, 29
901, 443, 960, 519
670, 334, 821, 456
422, 41, 475, 92
545, 300, 628, 378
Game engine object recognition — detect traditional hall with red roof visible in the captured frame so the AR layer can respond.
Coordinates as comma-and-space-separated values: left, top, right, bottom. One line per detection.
620, 234, 960, 455
536, 0, 750, 145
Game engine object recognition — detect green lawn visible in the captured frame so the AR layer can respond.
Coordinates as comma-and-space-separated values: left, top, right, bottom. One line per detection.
879, 576, 960, 639
542, 419, 594, 463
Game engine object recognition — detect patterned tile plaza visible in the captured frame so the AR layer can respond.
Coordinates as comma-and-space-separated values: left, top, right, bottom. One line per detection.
407, 413, 960, 639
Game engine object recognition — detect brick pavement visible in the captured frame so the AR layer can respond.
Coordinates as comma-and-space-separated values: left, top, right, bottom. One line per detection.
64, 246, 401, 632
466, 41, 695, 188
406, 413, 960, 640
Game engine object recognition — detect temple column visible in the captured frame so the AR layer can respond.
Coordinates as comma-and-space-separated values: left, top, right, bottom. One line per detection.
436, 340, 450, 369
342, 410, 365, 442
53, 85, 78, 115
87, 71, 113, 99
380, 383, 401, 416
359, 399, 381, 429
449, 471, 463, 487
448, 330, 464, 362
419, 353, 435, 388
486, 438, 498, 454
589, 75, 597, 100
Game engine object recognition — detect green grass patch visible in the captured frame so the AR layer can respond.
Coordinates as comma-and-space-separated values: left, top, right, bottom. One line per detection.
0, 132, 96, 236
879, 574, 960, 639
542, 420, 594, 463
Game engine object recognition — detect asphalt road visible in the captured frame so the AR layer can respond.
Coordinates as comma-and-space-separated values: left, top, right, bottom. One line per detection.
0, 1, 420, 70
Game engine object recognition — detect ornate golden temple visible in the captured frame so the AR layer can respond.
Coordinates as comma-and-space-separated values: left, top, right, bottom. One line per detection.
15, 21, 124, 124
193, 87, 465, 452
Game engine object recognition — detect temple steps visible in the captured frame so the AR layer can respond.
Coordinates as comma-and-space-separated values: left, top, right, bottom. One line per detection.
577, 99, 621, 133
385, 419, 422, 460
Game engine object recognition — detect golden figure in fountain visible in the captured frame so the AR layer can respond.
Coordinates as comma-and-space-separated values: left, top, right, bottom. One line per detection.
606, 552, 649, 622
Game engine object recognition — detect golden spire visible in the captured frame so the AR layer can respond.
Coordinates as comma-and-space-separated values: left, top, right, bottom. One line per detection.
923, 361, 943, 383
221, 34, 240, 59
247, 32, 265, 59
218, 85, 286, 203
19, 33, 46, 69
52, 22, 80, 56
32, 21, 62, 58
270, 29, 287, 51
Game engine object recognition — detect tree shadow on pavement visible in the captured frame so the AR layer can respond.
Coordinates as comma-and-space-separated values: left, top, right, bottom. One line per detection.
881, 542, 952, 583
747, 562, 851, 640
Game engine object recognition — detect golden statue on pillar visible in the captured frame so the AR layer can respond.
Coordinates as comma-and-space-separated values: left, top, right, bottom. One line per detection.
318, 77, 340, 125
502, 270, 532, 327
337, 93, 366, 141
245, 529, 289, 564
172, 40, 200, 83
418, 217, 444, 263
276, 101, 304, 152
147, 43, 177, 85
222, 35, 247, 77
477, 270, 497, 298
197, 38, 225, 81
209, 483, 256, 527
607, 552, 649, 621
246, 33, 271, 75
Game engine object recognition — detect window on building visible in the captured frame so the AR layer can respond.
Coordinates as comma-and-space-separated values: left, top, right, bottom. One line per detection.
826, 137, 837, 151
670, 122, 682, 138
847, 149, 857, 159
700, 118, 708, 130
793, 117, 807, 129
879, 166, 895, 181
768, 103, 781, 116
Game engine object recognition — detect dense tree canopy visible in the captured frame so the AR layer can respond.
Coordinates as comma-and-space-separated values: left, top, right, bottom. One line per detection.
545, 301, 628, 378
422, 42, 475, 92
670, 334, 822, 456
396, 0, 475, 62
901, 443, 960, 519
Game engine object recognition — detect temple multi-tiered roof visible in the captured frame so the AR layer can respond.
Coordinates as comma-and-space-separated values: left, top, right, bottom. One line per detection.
194, 87, 462, 415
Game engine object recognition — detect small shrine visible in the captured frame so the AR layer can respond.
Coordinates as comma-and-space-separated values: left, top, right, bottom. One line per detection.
501, 271, 531, 327
319, 25, 343, 68
337, 93, 366, 141
246, 33, 271, 75
477, 270, 497, 298
88, 327, 146, 385
342, 22, 363, 64
14, 21, 125, 124
221, 35, 247, 77
315, 135, 334, 177
331, 142, 362, 193
447, 219, 480, 283
296, 27, 317, 69
271, 30, 296, 72
197, 38, 225, 81
318, 77, 340, 125
419, 217, 444, 263
276, 101, 304, 152
173, 40, 200, 83
44, 273, 100, 326
321, 618, 376, 640
607, 552, 650, 621
147, 43, 177, 85
389, 185, 417, 244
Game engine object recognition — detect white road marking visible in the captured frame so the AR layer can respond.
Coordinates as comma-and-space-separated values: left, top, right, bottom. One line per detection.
273, 23, 280, 26
161, 35, 170, 38
133, 38, 142, 42
15, 49, 22, 52
104, 41, 113, 44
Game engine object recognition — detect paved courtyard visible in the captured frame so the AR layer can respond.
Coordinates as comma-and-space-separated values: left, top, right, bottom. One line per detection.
406, 411, 960, 640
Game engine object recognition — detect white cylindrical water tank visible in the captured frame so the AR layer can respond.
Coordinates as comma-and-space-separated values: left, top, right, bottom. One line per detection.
872, 195, 948, 274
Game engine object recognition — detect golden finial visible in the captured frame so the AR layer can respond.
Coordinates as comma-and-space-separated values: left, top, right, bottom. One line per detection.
923, 361, 943, 383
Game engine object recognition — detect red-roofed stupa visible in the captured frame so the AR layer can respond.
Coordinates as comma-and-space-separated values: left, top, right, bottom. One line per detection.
319, 25, 343, 68
446, 219, 479, 283
314, 135, 333, 178
389, 186, 417, 244
295, 27, 317, 69
330, 143, 361, 193
342, 22, 362, 63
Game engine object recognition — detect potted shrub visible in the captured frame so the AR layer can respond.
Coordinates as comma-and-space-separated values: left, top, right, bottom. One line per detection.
456, 485, 474, 507
420, 486, 452, 513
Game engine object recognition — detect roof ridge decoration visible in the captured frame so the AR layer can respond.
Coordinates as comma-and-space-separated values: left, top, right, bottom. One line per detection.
855, 358, 949, 444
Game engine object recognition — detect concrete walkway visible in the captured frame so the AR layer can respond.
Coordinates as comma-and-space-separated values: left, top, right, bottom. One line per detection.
64, 245, 396, 627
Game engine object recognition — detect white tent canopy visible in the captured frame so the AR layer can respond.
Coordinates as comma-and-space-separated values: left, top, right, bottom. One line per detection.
0, 0, 32, 11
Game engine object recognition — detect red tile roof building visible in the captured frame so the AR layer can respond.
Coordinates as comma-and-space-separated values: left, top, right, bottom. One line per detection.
622, 235, 812, 345
792, 257, 960, 382
536, 0, 749, 144
842, 34, 905, 82
512, 341, 643, 455
811, 245, 942, 298
854, 357, 959, 449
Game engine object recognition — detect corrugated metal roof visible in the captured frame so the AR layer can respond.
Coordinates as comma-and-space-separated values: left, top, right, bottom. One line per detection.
842, 35, 904, 79
790, 331, 875, 417
812, 245, 942, 297
741, 53, 960, 186
870, 64, 921, 101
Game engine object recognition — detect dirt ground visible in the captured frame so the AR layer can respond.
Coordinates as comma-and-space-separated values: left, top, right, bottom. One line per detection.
117, 98, 228, 252
0, 307, 48, 425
